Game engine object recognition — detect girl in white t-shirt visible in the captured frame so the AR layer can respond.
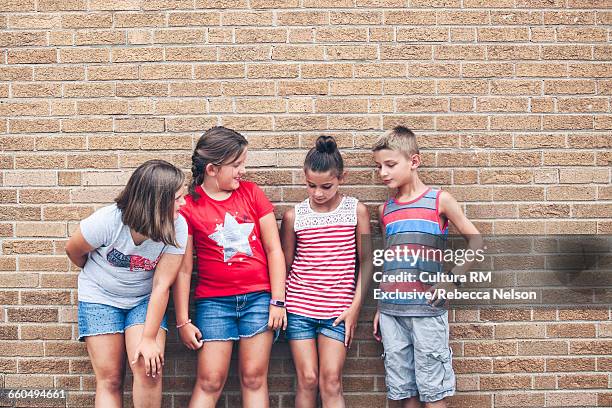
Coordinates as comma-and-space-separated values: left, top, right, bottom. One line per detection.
65, 159, 188, 408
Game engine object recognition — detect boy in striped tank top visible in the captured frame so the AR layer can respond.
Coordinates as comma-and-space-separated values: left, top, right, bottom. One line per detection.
372, 126, 482, 407
280, 136, 372, 408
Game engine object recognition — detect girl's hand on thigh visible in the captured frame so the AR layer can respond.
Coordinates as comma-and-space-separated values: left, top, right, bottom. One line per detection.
132, 337, 163, 378
179, 323, 203, 350
268, 305, 287, 330
333, 305, 359, 348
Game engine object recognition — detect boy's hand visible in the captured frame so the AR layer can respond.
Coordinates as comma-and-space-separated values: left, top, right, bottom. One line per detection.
333, 305, 359, 348
268, 305, 287, 331
178, 322, 203, 350
426, 281, 457, 307
372, 309, 382, 342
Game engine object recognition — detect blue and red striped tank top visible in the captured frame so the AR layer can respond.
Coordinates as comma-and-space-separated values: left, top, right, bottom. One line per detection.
379, 188, 449, 317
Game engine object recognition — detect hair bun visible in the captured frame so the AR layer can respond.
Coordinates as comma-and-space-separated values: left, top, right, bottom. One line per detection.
315, 135, 337, 154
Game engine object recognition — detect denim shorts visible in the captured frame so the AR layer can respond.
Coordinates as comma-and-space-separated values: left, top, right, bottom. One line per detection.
78, 298, 168, 342
194, 291, 277, 342
285, 312, 345, 344
379, 312, 455, 403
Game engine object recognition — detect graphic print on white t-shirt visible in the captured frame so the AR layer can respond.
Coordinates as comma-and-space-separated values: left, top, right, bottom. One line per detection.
106, 248, 162, 272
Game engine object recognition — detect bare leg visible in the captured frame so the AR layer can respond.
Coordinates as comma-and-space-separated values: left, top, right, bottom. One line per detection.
238, 330, 273, 408
85, 333, 126, 408
317, 335, 346, 408
189, 341, 234, 408
289, 339, 319, 408
124, 325, 166, 408
424, 399, 447, 408
402, 397, 423, 408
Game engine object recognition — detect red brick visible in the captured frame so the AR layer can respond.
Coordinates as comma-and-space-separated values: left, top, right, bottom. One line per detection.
480, 375, 532, 391
559, 374, 608, 389
494, 393, 545, 407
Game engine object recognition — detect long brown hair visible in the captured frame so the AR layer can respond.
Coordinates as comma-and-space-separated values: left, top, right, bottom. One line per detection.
189, 126, 248, 201
115, 160, 185, 246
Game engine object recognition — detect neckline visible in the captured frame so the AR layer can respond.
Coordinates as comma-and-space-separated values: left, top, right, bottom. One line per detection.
197, 184, 234, 203
393, 187, 431, 205
129, 228, 148, 247
307, 195, 346, 215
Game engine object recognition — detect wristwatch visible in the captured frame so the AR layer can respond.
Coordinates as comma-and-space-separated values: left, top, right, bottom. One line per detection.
269, 299, 286, 308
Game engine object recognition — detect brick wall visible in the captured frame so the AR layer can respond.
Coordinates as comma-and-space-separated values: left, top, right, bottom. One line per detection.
1, 0, 611, 407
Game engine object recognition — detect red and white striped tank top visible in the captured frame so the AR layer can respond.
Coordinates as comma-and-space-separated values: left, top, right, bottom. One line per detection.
286, 196, 358, 319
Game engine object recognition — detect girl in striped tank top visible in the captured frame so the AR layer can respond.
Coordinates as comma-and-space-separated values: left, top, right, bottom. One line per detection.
280, 136, 372, 408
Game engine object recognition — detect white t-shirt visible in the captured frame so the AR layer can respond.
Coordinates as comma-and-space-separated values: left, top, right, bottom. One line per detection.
78, 204, 188, 309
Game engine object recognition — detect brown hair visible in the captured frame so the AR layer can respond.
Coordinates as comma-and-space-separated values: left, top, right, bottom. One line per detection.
304, 135, 344, 177
115, 159, 185, 246
189, 126, 248, 201
372, 125, 419, 157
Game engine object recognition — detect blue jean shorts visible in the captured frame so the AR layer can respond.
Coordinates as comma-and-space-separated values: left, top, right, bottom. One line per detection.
379, 312, 455, 403
194, 291, 277, 342
78, 298, 168, 342
285, 312, 345, 344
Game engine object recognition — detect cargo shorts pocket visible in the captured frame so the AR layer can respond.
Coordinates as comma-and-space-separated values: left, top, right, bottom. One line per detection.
425, 348, 454, 393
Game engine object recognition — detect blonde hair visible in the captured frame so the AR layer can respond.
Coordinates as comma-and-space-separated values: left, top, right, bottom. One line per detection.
372, 125, 419, 157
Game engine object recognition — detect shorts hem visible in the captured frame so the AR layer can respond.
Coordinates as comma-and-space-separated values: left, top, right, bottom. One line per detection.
318, 331, 345, 344
286, 332, 316, 341
239, 323, 269, 339
78, 329, 124, 342
124, 322, 169, 332
420, 388, 455, 403
201, 337, 240, 342
387, 390, 419, 401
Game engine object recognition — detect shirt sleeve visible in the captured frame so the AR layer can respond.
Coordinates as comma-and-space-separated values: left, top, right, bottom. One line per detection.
179, 198, 193, 235
163, 214, 188, 255
250, 182, 274, 219
79, 205, 116, 249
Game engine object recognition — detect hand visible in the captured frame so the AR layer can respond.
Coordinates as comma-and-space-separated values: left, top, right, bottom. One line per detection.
268, 305, 287, 331
178, 322, 203, 351
333, 305, 359, 348
372, 308, 381, 342
426, 281, 456, 307
131, 337, 163, 378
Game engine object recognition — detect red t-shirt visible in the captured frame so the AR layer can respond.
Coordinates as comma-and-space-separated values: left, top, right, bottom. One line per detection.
180, 181, 274, 298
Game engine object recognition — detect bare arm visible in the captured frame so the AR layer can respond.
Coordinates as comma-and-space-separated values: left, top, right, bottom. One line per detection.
377, 204, 385, 247
172, 236, 193, 327
373, 204, 385, 342
172, 237, 203, 350
426, 191, 483, 307
65, 226, 94, 268
132, 250, 183, 376
438, 191, 483, 277
334, 202, 373, 348
351, 202, 373, 310
279, 208, 296, 273
143, 252, 183, 341
259, 212, 287, 330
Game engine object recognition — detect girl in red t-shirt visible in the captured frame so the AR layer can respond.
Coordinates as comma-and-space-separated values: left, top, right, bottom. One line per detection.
173, 126, 286, 407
